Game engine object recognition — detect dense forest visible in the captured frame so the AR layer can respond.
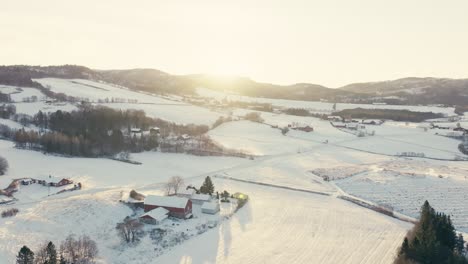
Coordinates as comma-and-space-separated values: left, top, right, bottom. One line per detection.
395, 201, 467, 264
333, 108, 443, 122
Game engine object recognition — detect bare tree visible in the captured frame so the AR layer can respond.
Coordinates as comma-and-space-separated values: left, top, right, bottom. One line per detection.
0, 156, 8, 175
116, 217, 143, 243
170, 176, 184, 195
164, 176, 184, 195
60, 234, 98, 264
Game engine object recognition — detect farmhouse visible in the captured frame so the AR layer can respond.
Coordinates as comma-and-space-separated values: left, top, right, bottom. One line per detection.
201, 202, 220, 215
144, 195, 192, 219
140, 207, 169, 225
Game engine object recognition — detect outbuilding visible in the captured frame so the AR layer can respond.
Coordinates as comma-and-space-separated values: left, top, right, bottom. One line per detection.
191, 193, 211, 205
177, 188, 195, 199
140, 207, 169, 225
201, 202, 220, 215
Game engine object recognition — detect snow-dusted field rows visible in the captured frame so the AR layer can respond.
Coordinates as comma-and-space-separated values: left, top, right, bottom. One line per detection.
335, 170, 468, 232
197, 87, 456, 115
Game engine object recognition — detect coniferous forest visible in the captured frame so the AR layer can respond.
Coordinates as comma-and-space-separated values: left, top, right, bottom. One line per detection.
395, 201, 467, 264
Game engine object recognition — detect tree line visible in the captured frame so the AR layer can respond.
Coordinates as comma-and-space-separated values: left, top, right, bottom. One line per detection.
334, 108, 444, 122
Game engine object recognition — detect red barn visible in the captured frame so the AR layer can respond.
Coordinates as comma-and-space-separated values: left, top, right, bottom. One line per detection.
144, 195, 192, 219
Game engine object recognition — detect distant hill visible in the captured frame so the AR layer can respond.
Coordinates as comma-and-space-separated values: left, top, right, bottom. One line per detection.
340, 77, 468, 105
1, 65, 467, 106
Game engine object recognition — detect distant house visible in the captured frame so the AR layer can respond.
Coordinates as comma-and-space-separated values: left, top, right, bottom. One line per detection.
144, 195, 192, 219
177, 134, 191, 141
331, 122, 346, 128
21, 179, 34, 185
149, 127, 160, 135
327, 116, 342, 122
295, 125, 314, 132
33, 176, 73, 187
201, 202, 220, 215
361, 119, 384, 125
190, 193, 211, 205
346, 123, 358, 130
140, 207, 169, 225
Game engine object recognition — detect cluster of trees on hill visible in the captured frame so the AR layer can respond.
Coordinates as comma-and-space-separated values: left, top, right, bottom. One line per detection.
395, 201, 467, 264
333, 108, 443, 122
17, 235, 98, 264
11, 106, 210, 157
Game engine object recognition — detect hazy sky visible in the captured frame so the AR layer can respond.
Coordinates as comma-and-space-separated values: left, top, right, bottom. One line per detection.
1, 0, 467, 87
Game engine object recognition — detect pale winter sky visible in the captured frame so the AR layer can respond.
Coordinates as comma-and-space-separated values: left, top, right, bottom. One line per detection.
1, 0, 467, 87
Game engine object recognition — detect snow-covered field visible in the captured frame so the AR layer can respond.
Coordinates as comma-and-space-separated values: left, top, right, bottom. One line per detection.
0, 139, 411, 263
197, 87, 457, 115
1, 80, 468, 263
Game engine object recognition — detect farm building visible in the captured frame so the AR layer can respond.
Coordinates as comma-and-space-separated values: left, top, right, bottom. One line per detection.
144, 195, 192, 219
201, 202, 220, 215
191, 194, 211, 205
140, 207, 169, 225
177, 188, 195, 198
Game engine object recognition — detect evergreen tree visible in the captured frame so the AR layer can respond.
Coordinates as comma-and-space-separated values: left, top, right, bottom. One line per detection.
456, 233, 465, 255
394, 201, 467, 264
200, 176, 214, 195
16, 246, 34, 264
45, 241, 57, 264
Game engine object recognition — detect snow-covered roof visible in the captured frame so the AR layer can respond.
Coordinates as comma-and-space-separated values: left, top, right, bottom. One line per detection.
178, 188, 195, 196
145, 195, 189, 208
201, 202, 219, 210
141, 207, 169, 221
191, 194, 211, 201
131, 128, 142, 133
